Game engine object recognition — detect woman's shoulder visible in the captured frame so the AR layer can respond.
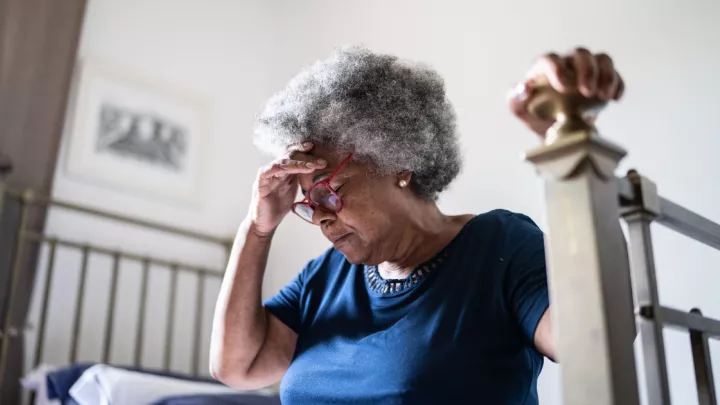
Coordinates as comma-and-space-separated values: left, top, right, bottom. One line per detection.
464, 209, 542, 232
452, 209, 546, 284
455, 209, 544, 252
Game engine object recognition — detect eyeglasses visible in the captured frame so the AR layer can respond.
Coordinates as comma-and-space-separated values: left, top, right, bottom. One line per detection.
291, 153, 354, 223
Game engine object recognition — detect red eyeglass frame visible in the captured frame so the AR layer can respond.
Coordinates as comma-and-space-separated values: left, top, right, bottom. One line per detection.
291, 153, 354, 223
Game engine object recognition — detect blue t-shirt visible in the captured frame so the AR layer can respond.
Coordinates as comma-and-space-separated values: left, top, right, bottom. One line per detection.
264, 209, 550, 405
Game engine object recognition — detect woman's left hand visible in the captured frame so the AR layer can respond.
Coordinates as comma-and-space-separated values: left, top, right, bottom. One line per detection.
508, 47, 625, 138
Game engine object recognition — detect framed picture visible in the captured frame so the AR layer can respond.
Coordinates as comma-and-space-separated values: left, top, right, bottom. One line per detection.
64, 56, 209, 206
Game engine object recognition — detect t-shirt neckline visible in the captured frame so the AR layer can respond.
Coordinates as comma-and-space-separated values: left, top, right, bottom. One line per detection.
362, 215, 477, 298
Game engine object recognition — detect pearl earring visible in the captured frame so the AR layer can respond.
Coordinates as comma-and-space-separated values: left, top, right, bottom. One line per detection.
399, 180, 408, 188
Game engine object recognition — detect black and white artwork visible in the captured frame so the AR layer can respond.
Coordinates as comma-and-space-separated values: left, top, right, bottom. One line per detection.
65, 58, 207, 205
96, 103, 188, 173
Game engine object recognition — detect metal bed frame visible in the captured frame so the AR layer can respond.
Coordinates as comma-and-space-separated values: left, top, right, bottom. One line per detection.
0, 170, 233, 402
524, 81, 720, 404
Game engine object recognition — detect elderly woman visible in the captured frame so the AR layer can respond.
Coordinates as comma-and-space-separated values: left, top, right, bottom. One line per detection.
210, 46, 624, 405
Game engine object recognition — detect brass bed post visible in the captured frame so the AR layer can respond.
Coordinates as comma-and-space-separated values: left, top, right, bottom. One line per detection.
0, 190, 35, 387
0, 189, 32, 392
523, 81, 640, 405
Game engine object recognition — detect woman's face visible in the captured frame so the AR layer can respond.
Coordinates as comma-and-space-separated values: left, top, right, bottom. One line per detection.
295, 144, 412, 265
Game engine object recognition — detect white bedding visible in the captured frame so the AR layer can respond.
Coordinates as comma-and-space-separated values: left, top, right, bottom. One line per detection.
24, 364, 277, 405
21, 364, 61, 405
70, 364, 275, 405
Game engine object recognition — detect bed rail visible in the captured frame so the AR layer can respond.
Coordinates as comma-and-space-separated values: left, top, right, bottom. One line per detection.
524, 81, 720, 405
0, 172, 233, 401
616, 176, 720, 252
621, 170, 719, 405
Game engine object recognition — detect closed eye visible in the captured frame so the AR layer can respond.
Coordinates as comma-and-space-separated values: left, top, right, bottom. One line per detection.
302, 173, 332, 196
300, 181, 343, 197
332, 181, 348, 194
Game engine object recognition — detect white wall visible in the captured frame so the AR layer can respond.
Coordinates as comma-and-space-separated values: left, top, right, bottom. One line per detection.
29, 0, 720, 404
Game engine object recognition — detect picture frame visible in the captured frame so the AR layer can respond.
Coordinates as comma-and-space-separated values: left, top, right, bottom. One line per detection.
64, 56, 209, 206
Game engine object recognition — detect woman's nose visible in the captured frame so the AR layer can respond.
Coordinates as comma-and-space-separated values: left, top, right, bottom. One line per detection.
311, 207, 337, 226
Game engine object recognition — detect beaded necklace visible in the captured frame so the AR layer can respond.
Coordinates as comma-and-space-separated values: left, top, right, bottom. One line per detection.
364, 250, 450, 295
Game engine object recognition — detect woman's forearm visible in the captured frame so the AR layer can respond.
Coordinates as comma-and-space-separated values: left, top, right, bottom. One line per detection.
209, 215, 275, 382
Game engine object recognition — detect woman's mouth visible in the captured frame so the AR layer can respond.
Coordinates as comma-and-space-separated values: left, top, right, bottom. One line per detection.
331, 233, 352, 247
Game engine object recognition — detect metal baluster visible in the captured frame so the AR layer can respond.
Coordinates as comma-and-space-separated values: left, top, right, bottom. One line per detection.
102, 253, 121, 363
690, 308, 717, 405
163, 266, 178, 371
70, 246, 90, 363
33, 240, 57, 367
622, 172, 671, 405
134, 259, 150, 367
192, 273, 205, 376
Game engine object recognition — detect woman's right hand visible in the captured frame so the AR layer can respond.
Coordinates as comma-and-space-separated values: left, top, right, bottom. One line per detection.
248, 142, 327, 236
507, 47, 625, 139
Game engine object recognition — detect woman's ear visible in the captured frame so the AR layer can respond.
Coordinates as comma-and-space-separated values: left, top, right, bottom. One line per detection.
397, 172, 412, 188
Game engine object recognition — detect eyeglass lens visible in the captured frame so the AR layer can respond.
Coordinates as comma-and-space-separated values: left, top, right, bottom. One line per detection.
293, 184, 342, 222
309, 184, 341, 211
293, 203, 314, 222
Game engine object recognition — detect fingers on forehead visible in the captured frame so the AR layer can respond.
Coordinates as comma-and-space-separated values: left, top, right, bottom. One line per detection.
286, 141, 313, 153
285, 150, 313, 161
284, 141, 316, 159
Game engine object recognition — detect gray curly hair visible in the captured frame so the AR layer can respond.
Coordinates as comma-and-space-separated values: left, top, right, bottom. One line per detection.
253, 46, 461, 200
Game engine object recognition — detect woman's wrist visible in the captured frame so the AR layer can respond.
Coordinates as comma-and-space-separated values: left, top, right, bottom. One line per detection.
242, 215, 277, 241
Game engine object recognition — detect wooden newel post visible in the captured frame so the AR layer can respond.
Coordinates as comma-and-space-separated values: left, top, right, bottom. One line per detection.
523, 79, 640, 405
